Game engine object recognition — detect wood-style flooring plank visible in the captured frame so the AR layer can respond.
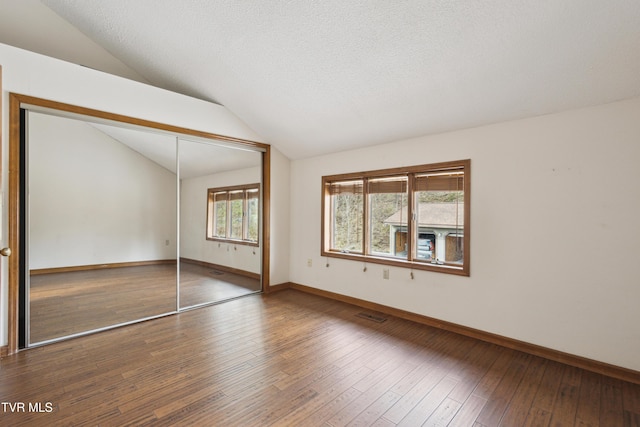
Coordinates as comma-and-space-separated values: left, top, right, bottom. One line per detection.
396, 375, 459, 426
381, 365, 449, 424
447, 341, 501, 404
423, 397, 463, 427
549, 365, 583, 427
600, 376, 625, 426
471, 347, 516, 400
449, 394, 488, 427
575, 370, 601, 426
530, 359, 566, 413
271, 364, 372, 426
523, 406, 552, 427
498, 357, 548, 427
476, 352, 533, 425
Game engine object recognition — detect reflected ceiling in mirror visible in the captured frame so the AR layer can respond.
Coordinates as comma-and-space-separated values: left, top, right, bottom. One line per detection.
91, 123, 261, 179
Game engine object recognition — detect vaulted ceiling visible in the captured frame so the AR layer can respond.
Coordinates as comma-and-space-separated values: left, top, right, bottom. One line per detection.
8, 1, 640, 159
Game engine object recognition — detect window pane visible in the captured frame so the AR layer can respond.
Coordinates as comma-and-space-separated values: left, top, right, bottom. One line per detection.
330, 180, 363, 253
414, 171, 464, 264
369, 177, 408, 258
214, 199, 227, 237
229, 195, 243, 240
246, 190, 259, 242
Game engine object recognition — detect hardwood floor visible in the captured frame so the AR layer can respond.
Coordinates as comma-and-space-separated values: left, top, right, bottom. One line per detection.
29, 263, 260, 343
2, 289, 639, 426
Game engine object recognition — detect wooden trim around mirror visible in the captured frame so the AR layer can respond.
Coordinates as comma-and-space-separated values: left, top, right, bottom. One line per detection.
6, 93, 271, 355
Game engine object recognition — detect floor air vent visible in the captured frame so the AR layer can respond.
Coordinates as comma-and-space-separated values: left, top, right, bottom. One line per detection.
356, 312, 387, 323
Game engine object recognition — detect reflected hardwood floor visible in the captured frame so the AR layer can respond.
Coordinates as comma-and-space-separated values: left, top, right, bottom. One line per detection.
2, 289, 639, 426
179, 262, 261, 308
29, 263, 260, 343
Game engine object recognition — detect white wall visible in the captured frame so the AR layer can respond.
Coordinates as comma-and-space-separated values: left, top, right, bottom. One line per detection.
0, 43, 271, 346
289, 97, 640, 371
180, 166, 261, 274
269, 147, 291, 286
29, 112, 177, 269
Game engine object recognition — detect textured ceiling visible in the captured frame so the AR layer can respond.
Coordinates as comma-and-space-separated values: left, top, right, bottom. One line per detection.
41, 0, 640, 159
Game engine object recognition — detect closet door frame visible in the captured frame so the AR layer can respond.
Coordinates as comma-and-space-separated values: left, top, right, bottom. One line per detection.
6, 93, 271, 355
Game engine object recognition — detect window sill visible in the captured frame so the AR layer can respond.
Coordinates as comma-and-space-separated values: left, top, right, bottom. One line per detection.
321, 250, 469, 276
207, 237, 259, 247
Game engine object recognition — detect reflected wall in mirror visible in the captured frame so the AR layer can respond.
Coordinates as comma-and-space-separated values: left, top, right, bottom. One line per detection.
178, 139, 262, 309
27, 112, 178, 344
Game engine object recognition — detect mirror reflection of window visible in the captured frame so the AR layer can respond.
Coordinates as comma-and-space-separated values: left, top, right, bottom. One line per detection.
178, 139, 262, 310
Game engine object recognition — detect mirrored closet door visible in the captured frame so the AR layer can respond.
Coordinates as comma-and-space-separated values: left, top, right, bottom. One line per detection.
178, 139, 262, 310
27, 112, 179, 344
21, 105, 264, 347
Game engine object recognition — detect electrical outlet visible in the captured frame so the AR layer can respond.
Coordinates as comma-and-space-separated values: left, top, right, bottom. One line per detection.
383, 268, 389, 279
165, 239, 170, 246
307, 259, 313, 267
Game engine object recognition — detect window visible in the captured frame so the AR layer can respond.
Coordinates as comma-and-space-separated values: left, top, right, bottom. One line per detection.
207, 184, 260, 245
322, 160, 470, 276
